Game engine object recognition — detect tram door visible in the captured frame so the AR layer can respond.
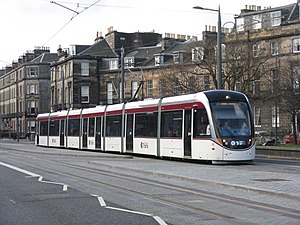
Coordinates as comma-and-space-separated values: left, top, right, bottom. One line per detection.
95, 117, 101, 149
60, 120, 64, 146
36, 121, 39, 145
126, 114, 133, 152
184, 110, 192, 157
82, 118, 88, 148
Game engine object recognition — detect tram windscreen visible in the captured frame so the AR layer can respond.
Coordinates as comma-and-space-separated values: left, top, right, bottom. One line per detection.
211, 101, 252, 148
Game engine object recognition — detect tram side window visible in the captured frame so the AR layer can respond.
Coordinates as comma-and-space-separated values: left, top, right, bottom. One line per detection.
135, 112, 157, 137
40, 121, 48, 136
106, 115, 122, 137
161, 110, 182, 138
49, 120, 59, 136
193, 109, 211, 138
88, 118, 95, 137
68, 119, 80, 136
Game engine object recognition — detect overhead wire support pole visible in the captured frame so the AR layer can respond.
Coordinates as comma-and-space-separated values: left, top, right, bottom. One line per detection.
193, 5, 223, 89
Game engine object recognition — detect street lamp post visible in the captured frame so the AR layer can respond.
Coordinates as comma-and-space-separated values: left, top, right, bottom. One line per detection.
193, 5, 222, 89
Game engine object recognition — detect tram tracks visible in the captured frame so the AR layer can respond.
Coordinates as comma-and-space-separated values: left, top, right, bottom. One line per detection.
2, 149, 300, 225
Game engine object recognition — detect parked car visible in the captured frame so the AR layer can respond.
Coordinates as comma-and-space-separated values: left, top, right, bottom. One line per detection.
255, 131, 271, 145
284, 132, 300, 144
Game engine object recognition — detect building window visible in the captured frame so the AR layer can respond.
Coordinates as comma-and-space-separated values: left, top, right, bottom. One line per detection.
236, 17, 244, 32
124, 57, 134, 68
146, 80, 153, 98
293, 66, 300, 92
81, 85, 89, 103
270, 42, 279, 55
107, 82, 113, 104
254, 106, 261, 127
270, 11, 281, 26
270, 69, 279, 93
173, 52, 182, 64
81, 62, 89, 76
109, 59, 118, 70
27, 84, 38, 94
272, 106, 280, 127
27, 100, 37, 115
131, 81, 138, 98
292, 38, 300, 53
252, 15, 262, 29
27, 121, 36, 133
155, 55, 163, 66
192, 47, 204, 62
252, 44, 260, 57
26, 67, 38, 77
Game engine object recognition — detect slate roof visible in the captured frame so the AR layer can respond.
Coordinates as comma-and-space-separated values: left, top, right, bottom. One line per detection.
78, 38, 117, 57
31, 53, 58, 63
237, 3, 298, 24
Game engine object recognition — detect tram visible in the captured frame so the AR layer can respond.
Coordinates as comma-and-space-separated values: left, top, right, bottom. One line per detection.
36, 90, 255, 162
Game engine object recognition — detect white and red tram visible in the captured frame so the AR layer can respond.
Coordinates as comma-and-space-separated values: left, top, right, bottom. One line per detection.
36, 90, 255, 162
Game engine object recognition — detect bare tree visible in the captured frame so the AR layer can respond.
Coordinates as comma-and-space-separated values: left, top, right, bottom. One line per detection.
276, 61, 300, 144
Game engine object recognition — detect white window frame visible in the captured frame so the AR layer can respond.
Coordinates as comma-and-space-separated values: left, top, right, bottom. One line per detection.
146, 80, 153, 98
192, 47, 204, 62
27, 100, 37, 115
124, 57, 134, 68
131, 81, 138, 98
81, 85, 89, 103
155, 55, 163, 66
270, 11, 281, 27
252, 15, 262, 30
236, 17, 244, 32
81, 62, 89, 76
27, 120, 36, 133
254, 106, 261, 127
293, 38, 300, 53
27, 84, 37, 94
26, 67, 38, 77
253, 44, 260, 57
107, 82, 113, 104
270, 42, 279, 55
173, 52, 180, 64
109, 59, 118, 70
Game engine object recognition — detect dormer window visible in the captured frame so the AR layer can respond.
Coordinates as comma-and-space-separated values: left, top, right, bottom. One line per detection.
155, 55, 163, 66
252, 15, 262, 30
173, 52, 183, 64
192, 47, 204, 62
102, 58, 119, 70
270, 11, 281, 26
124, 57, 135, 68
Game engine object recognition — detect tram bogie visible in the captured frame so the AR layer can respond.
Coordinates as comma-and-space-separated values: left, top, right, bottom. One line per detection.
36, 90, 256, 163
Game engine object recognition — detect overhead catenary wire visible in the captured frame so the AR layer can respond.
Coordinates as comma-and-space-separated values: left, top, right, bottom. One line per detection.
43, 0, 101, 46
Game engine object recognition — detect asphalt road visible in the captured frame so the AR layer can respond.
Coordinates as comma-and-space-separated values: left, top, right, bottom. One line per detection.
1, 140, 300, 225
0, 163, 162, 225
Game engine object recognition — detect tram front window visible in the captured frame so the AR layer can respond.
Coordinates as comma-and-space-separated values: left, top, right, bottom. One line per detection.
211, 102, 252, 149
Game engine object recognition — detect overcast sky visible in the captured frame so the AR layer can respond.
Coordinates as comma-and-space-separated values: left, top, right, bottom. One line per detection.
0, 0, 296, 68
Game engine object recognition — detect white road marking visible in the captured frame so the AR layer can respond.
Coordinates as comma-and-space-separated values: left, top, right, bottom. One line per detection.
0, 162, 40, 178
92, 194, 168, 225
0, 161, 68, 191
